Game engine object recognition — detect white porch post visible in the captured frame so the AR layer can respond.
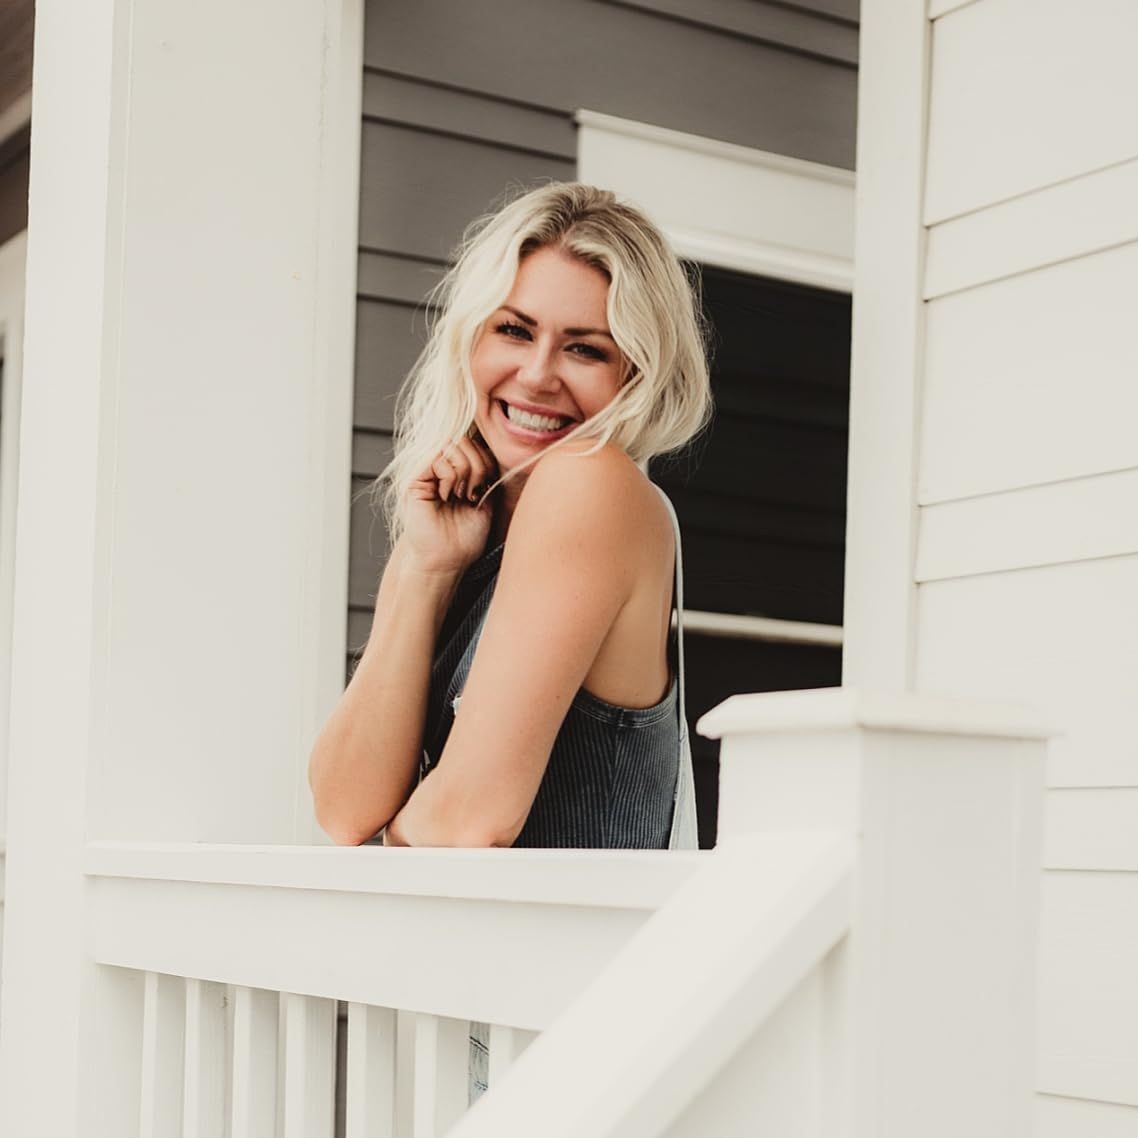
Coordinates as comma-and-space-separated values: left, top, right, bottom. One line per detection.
701, 688, 1051, 1138
0, 0, 362, 1131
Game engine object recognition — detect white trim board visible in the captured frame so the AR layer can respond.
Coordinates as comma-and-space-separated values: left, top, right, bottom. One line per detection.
0, 230, 27, 848
576, 110, 855, 292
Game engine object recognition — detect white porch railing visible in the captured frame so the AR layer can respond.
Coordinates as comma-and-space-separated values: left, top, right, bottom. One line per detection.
84, 688, 1050, 1138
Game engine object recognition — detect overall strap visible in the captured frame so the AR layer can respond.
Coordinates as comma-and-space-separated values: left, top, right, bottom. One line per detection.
653, 484, 687, 735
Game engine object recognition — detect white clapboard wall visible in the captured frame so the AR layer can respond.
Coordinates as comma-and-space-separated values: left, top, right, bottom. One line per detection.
850, 0, 1138, 1131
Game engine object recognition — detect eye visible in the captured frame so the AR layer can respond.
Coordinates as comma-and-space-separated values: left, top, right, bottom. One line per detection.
568, 342, 609, 362
496, 321, 531, 341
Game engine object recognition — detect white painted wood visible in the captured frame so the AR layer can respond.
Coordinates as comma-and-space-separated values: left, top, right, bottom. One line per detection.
2, 0, 363, 1121
139, 972, 185, 1138
345, 1003, 396, 1138
1035, 1093, 1138, 1138
916, 467, 1138, 581
1037, 872, 1138, 1107
576, 109, 855, 292
87, 869, 665, 1032
697, 684, 1054, 742
1046, 791, 1138, 872
183, 979, 227, 1138
413, 1014, 469, 1138
920, 244, 1138, 504
916, 556, 1138, 787
665, 967, 824, 1138
841, 0, 930, 692
282, 994, 337, 1138
486, 1025, 537, 1090
84, 842, 698, 910
395, 1010, 416, 1138
297, 0, 364, 845
231, 986, 279, 1138
0, 230, 27, 855
1051, 794, 1138, 874
0, 10, 139, 1130
446, 834, 854, 1138
706, 695, 1047, 1138
684, 609, 843, 647
925, 157, 1138, 298
925, 0, 1138, 223
927, 0, 977, 16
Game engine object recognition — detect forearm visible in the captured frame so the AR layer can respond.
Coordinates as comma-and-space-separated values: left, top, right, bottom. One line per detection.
309, 542, 460, 844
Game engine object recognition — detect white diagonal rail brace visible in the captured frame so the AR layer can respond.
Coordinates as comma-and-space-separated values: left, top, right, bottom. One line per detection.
449, 832, 855, 1138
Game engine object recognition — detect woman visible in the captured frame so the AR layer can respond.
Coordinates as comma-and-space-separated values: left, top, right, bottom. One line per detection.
308, 182, 711, 851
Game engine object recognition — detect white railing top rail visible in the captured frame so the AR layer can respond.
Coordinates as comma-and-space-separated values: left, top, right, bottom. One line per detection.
450, 831, 855, 1138
86, 840, 703, 908
85, 842, 703, 1032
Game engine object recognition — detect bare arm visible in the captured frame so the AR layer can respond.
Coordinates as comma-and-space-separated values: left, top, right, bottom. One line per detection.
308, 435, 498, 845
307, 543, 461, 845
384, 446, 657, 848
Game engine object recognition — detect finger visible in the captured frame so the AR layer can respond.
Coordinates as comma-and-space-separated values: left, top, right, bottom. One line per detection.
443, 444, 473, 500
452, 438, 492, 501
464, 436, 498, 498
431, 454, 459, 502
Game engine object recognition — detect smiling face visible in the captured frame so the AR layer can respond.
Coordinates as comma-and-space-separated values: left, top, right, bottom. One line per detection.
471, 244, 626, 473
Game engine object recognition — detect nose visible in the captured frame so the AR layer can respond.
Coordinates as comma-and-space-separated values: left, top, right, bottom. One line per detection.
516, 339, 561, 394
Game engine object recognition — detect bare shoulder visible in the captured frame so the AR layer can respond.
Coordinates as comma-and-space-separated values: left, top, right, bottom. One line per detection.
513, 442, 671, 549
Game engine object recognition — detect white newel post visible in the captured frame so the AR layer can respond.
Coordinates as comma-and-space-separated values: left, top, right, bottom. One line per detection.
0, 0, 362, 1133
700, 687, 1051, 1138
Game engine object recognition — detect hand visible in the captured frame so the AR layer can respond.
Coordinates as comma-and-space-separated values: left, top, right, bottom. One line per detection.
401, 434, 498, 577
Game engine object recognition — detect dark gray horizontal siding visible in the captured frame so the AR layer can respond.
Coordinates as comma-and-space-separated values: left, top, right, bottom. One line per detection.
354, 298, 428, 432
605, 0, 858, 66
358, 120, 574, 260
364, 0, 856, 168
364, 71, 576, 160
357, 250, 446, 307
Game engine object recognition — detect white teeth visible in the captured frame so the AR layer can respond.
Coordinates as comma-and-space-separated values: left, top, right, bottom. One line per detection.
504, 403, 569, 432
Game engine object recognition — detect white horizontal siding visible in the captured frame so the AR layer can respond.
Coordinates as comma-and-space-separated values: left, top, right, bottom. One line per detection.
915, 556, 1138, 789
1037, 872, 1138, 1107
1045, 790, 1138, 872
916, 467, 1138, 581
924, 156, 1138, 298
925, 0, 1138, 223
920, 242, 1138, 504
1035, 1094, 1138, 1138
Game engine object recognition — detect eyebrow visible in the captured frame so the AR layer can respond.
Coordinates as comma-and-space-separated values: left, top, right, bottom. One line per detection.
500, 305, 616, 342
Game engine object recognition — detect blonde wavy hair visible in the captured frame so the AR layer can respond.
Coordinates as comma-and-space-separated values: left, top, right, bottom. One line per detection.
374, 181, 712, 537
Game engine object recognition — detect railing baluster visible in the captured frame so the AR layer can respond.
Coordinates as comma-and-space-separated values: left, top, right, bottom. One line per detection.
487, 1024, 537, 1088
413, 1013, 468, 1138
183, 978, 227, 1138
140, 972, 185, 1138
345, 1003, 396, 1138
282, 992, 337, 1138
230, 986, 279, 1138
